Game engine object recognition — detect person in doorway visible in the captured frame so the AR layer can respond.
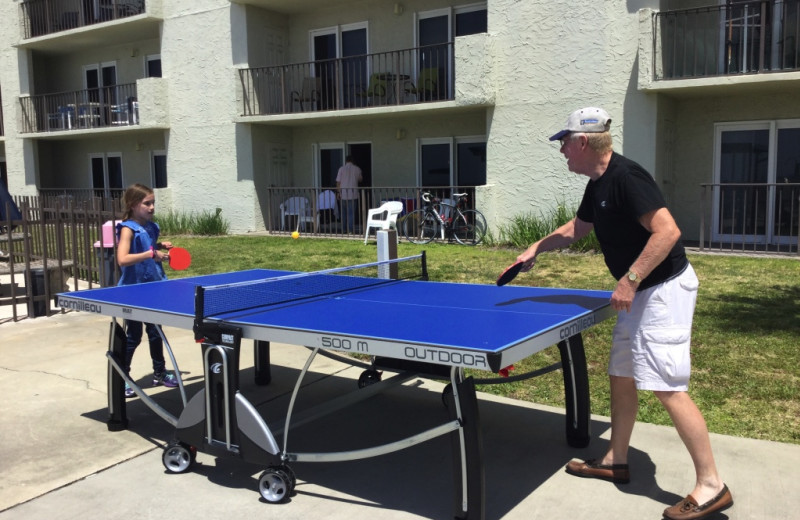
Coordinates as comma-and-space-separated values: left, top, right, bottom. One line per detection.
116, 183, 178, 398
514, 107, 732, 520
336, 155, 362, 233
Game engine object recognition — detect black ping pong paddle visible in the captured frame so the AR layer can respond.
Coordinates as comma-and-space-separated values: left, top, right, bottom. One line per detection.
496, 261, 524, 286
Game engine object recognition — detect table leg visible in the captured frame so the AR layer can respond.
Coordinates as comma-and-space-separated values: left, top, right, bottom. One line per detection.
558, 334, 591, 448
107, 320, 129, 431
254, 340, 271, 385
448, 372, 485, 520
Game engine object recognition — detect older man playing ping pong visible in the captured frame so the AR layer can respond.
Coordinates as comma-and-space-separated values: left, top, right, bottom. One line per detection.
515, 107, 732, 520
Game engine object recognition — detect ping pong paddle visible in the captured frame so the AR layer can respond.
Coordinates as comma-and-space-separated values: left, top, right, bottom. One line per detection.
166, 246, 191, 270
496, 261, 524, 286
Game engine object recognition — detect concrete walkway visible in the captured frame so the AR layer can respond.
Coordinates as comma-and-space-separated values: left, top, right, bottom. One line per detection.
1, 311, 798, 519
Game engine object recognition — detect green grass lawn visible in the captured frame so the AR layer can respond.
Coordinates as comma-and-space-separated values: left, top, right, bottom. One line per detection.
163, 235, 800, 445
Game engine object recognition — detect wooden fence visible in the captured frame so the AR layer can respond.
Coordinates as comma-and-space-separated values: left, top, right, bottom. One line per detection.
1, 195, 121, 321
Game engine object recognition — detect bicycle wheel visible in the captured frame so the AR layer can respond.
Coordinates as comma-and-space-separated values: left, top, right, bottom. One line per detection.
453, 209, 487, 245
402, 209, 438, 244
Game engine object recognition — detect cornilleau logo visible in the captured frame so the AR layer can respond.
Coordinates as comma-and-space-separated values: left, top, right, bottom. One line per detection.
559, 316, 596, 339
210, 363, 223, 374
60, 300, 102, 313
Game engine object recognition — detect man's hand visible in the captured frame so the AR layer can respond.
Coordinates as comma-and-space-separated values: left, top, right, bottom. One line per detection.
610, 278, 637, 312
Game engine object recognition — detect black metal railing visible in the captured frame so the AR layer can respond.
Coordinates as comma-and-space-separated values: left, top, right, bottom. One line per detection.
19, 84, 139, 134
699, 182, 800, 255
654, 0, 800, 80
38, 189, 124, 210
239, 43, 453, 116
33, 186, 481, 240
262, 185, 480, 239
20, 0, 146, 39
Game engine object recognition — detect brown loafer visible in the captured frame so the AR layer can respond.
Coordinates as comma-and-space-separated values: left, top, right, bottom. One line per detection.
565, 458, 630, 483
663, 484, 733, 520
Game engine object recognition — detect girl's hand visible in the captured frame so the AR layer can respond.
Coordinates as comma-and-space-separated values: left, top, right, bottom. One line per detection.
160, 241, 173, 250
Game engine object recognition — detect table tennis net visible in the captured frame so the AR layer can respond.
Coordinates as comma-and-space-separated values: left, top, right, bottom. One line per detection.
196, 253, 427, 320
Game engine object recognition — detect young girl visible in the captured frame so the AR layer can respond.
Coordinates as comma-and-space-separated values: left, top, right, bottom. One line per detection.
116, 184, 178, 397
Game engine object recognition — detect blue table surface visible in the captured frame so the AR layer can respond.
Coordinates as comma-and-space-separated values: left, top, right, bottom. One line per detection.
59, 269, 613, 353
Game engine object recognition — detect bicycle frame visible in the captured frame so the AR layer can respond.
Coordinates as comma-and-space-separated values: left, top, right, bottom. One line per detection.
402, 191, 486, 246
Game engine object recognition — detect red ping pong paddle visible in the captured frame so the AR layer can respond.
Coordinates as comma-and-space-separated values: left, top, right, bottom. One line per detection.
166, 246, 191, 270
496, 261, 524, 286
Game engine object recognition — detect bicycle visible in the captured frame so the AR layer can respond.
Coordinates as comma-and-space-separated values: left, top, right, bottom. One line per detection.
401, 192, 487, 245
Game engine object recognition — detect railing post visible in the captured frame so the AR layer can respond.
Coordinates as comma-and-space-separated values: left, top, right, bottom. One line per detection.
758, 0, 767, 72
699, 184, 706, 252
796, 194, 800, 255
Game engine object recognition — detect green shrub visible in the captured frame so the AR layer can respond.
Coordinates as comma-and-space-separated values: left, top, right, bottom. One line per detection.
496, 203, 600, 252
155, 208, 229, 236
194, 208, 230, 235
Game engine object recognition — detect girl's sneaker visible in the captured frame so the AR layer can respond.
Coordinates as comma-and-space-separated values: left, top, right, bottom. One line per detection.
124, 383, 135, 398
153, 371, 179, 388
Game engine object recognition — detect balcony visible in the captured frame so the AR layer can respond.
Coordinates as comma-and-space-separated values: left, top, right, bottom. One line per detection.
20, 0, 146, 39
239, 43, 454, 116
652, 0, 800, 81
19, 84, 140, 134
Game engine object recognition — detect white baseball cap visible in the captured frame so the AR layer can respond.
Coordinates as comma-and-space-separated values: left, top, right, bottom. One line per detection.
549, 107, 612, 141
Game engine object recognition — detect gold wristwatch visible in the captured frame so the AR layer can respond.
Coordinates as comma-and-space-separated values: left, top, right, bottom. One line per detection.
627, 270, 642, 283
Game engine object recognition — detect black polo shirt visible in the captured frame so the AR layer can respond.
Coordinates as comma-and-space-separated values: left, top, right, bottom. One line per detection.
576, 152, 687, 290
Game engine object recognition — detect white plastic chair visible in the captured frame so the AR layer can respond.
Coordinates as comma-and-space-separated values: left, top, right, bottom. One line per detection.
364, 201, 404, 244
280, 196, 314, 231
316, 190, 338, 230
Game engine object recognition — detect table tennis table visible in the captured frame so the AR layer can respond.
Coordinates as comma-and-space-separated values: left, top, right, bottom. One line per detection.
56, 253, 614, 520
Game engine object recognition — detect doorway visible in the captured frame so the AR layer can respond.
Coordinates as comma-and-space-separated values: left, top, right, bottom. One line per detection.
311, 24, 368, 110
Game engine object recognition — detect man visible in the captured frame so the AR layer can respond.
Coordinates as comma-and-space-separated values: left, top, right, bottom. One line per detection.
515, 108, 732, 520
336, 155, 362, 233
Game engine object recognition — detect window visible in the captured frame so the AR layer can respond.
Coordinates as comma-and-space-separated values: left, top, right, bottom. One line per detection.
316, 143, 372, 188
456, 139, 487, 186
146, 54, 162, 78
318, 144, 344, 189
310, 23, 368, 109
90, 153, 123, 198
418, 137, 487, 187
152, 151, 167, 188
713, 120, 800, 245
455, 4, 488, 36
0, 159, 7, 190
415, 5, 486, 101
84, 62, 117, 104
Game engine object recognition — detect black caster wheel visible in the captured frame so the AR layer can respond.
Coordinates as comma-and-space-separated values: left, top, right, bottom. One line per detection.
259, 467, 293, 503
277, 463, 297, 489
162, 440, 195, 473
357, 369, 382, 388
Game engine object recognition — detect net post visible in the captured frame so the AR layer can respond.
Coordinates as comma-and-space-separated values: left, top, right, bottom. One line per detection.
193, 285, 206, 341
377, 229, 398, 279
421, 250, 428, 281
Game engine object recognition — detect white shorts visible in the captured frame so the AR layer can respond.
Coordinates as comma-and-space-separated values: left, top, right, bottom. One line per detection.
609, 264, 699, 391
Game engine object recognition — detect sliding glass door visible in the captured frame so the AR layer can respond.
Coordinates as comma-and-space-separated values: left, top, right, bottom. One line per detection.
311, 24, 367, 110
714, 121, 800, 245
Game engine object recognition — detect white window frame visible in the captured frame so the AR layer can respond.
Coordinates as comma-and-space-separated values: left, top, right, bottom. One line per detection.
89, 152, 124, 197
145, 54, 161, 78
454, 135, 487, 186
417, 137, 454, 187
314, 142, 345, 189
712, 119, 800, 245
151, 150, 167, 188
